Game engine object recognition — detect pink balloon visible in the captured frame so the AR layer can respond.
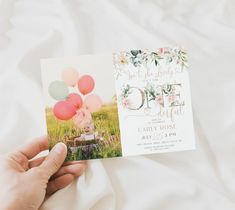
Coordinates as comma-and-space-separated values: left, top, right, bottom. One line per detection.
84, 94, 102, 112
78, 75, 95, 95
61, 67, 79, 87
67, 93, 83, 109
53, 101, 76, 120
73, 108, 92, 128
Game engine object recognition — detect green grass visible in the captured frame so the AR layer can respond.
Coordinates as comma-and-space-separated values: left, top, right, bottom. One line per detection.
46, 103, 122, 160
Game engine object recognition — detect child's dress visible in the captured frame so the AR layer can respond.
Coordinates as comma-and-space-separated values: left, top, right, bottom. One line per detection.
80, 132, 98, 141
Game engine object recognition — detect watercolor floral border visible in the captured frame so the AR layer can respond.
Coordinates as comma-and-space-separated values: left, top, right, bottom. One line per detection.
113, 47, 188, 71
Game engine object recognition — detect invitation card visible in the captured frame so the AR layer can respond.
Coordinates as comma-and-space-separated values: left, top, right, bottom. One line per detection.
40, 47, 195, 161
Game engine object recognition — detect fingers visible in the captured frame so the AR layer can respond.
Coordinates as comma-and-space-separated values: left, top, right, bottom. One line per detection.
63, 160, 86, 166
51, 162, 85, 179
7, 150, 29, 171
29, 157, 85, 169
39, 143, 67, 178
27, 142, 85, 197
46, 174, 74, 196
29, 156, 46, 168
17, 136, 48, 160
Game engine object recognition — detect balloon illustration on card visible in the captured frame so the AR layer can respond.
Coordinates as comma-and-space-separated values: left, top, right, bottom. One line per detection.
61, 67, 80, 87
53, 101, 76, 120
48, 80, 69, 100
78, 75, 95, 95
67, 93, 83, 109
48, 68, 102, 128
83, 94, 102, 113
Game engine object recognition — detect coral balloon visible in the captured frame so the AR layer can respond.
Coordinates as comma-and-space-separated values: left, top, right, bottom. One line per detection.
67, 93, 83, 109
61, 67, 80, 87
73, 108, 92, 128
78, 75, 95, 95
84, 94, 102, 112
48, 81, 69, 100
53, 101, 76, 120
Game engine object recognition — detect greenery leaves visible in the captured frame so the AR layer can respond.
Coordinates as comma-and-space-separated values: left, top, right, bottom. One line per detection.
113, 47, 188, 70
121, 84, 132, 98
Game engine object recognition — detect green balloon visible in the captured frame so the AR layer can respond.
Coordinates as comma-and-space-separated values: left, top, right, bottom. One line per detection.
48, 80, 69, 100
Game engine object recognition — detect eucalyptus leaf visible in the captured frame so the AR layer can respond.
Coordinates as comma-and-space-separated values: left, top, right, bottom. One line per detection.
155, 60, 158, 66
130, 50, 139, 57
130, 50, 141, 57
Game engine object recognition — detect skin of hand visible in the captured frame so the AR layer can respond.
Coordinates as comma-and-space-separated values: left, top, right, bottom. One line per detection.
0, 136, 85, 210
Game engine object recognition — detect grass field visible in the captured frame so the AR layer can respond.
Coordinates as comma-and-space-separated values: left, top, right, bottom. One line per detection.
46, 103, 122, 161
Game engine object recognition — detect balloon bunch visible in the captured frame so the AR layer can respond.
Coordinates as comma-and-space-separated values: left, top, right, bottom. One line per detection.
48, 68, 102, 128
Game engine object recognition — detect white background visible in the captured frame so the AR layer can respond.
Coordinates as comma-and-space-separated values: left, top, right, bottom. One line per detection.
0, 0, 235, 210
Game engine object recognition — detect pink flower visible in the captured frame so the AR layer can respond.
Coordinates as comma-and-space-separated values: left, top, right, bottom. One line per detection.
122, 98, 131, 108
159, 48, 164, 54
155, 95, 164, 106
168, 94, 175, 104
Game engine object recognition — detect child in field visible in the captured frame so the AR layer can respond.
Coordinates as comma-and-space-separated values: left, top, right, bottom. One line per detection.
74, 122, 100, 143
74, 122, 100, 159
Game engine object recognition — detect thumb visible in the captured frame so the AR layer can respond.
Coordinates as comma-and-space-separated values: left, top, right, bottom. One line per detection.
40, 143, 67, 178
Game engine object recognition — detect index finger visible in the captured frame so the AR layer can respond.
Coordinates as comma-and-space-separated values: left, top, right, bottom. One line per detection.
18, 136, 49, 160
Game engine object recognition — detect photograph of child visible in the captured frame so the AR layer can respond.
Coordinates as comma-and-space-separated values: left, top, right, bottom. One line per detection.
41, 55, 122, 161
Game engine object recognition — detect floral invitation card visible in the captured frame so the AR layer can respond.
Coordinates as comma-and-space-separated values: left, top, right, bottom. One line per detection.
40, 47, 195, 161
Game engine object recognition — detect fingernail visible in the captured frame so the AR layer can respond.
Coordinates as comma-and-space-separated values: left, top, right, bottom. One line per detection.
54, 143, 65, 154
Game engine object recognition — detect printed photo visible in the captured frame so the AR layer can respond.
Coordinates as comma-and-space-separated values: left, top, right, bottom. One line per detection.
41, 55, 122, 161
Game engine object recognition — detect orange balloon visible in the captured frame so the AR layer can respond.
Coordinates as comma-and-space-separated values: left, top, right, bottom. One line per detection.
78, 75, 95, 95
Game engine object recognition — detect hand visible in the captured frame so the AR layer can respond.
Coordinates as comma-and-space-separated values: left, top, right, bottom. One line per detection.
0, 136, 85, 210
